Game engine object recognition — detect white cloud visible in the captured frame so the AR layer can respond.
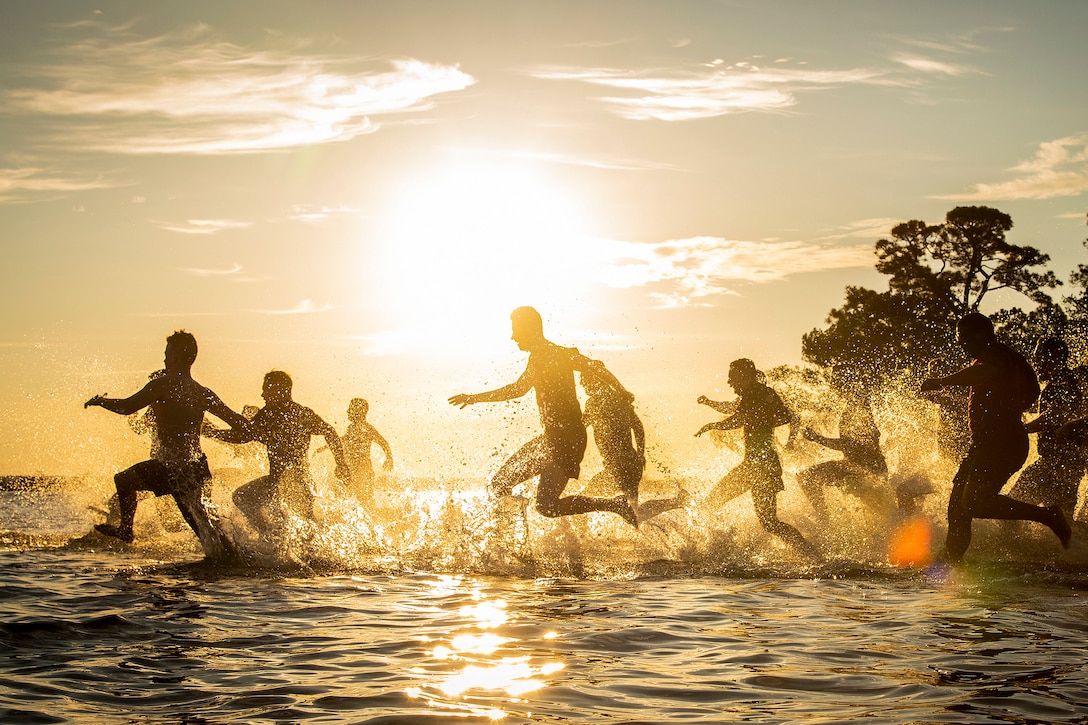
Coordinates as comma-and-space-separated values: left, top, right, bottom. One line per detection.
533, 62, 886, 120
3, 22, 475, 154
588, 236, 874, 307
286, 204, 361, 223
0, 166, 120, 202
154, 219, 253, 235
891, 54, 979, 76
939, 132, 1088, 201
179, 263, 243, 277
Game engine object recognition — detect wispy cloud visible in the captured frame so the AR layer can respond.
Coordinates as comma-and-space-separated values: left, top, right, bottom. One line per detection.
0, 166, 121, 202
286, 204, 361, 223
4, 21, 475, 154
263, 299, 332, 315
591, 236, 874, 307
890, 54, 979, 76
155, 218, 254, 235
532, 30, 996, 122
179, 263, 243, 277
813, 217, 902, 242
533, 60, 886, 120
939, 132, 1088, 201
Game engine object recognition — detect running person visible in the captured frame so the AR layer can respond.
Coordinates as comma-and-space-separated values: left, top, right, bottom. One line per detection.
920, 313, 1071, 563
449, 306, 637, 525
84, 330, 250, 559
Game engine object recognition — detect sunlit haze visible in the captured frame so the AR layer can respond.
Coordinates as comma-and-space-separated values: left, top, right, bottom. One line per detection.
2, 1, 1086, 478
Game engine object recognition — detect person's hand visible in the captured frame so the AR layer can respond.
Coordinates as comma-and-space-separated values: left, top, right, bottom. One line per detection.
448, 393, 475, 408
919, 378, 941, 393
84, 394, 106, 408
382, 458, 394, 472
695, 423, 713, 437
802, 426, 819, 442
696, 395, 710, 406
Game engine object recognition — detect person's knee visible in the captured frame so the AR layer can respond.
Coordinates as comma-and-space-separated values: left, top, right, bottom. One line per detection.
535, 497, 561, 518
114, 469, 140, 493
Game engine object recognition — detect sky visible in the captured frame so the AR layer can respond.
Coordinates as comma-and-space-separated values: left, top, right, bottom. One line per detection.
1, 0, 1086, 477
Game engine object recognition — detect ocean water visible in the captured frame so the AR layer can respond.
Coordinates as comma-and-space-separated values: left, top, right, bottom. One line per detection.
2, 482, 1087, 724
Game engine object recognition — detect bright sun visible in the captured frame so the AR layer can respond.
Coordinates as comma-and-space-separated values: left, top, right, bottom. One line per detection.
372, 160, 598, 355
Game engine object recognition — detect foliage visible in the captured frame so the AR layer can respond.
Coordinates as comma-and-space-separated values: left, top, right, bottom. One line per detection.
802, 206, 1062, 384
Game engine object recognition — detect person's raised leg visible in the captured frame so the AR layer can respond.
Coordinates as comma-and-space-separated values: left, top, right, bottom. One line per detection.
535, 465, 637, 525
490, 436, 548, 499
704, 465, 752, 511
95, 462, 151, 543
753, 488, 822, 561
798, 465, 830, 518
233, 476, 275, 531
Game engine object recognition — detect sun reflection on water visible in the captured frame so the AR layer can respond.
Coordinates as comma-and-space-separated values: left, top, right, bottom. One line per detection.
406, 584, 566, 720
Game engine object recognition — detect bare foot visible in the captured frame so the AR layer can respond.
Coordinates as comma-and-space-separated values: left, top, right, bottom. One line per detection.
94, 523, 134, 544
1047, 506, 1072, 549
613, 496, 639, 527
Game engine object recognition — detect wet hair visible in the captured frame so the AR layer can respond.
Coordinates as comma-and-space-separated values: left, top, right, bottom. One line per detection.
263, 370, 293, 392
166, 330, 198, 366
510, 306, 543, 333
1034, 337, 1069, 364
730, 358, 759, 377
956, 312, 995, 340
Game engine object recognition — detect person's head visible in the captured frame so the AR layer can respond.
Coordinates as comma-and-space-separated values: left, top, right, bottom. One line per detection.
164, 330, 198, 371
261, 370, 293, 406
1033, 337, 1069, 380
510, 306, 545, 351
955, 312, 996, 358
727, 358, 760, 394
348, 397, 369, 422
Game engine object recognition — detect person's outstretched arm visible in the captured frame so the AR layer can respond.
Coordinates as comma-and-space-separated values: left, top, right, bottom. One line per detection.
921, 361, 992, 392
204, 390, 253, 434
84, 379, 162, 416
697, 395, 737, 415
696, 412, 742, 437
449, 371, 532, 408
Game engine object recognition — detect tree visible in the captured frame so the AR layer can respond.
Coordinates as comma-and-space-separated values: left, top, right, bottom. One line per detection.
803, 206, 1060, 385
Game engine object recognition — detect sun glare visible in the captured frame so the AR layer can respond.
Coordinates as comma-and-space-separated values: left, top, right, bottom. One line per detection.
373, 160, 597, 355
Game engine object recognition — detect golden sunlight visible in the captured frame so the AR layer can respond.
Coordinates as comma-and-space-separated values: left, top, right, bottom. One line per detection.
372, 160, 596, 354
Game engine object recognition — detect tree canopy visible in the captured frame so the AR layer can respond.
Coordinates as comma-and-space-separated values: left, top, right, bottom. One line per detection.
802, 205, 1068, 385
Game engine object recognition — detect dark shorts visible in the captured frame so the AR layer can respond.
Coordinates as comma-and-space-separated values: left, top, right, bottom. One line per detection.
117, 457, 212, 497
544, 424, 588, 479
957, 431, 1029, 496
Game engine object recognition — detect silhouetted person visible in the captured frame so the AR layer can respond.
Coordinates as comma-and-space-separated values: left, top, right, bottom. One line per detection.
798, 365, 889, 517
581, 367, 688, 523
449, 307, 637, 525
84, 330, 249, 559
1008, 338, 1087, 519
204, 371, 350, 535
920, 313, 1070, 563
339, 398, 394, 505
696, 358, 820, 559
